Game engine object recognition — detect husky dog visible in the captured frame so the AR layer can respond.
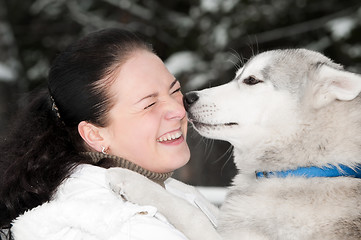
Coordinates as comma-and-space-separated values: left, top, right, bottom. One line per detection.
182, 48, 361, 239
108, 49, 361, 240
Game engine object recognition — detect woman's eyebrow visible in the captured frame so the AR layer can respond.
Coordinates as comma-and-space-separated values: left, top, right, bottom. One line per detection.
136, 93, 158, 104
169, 79, 179, 90
136, 79, 179, 104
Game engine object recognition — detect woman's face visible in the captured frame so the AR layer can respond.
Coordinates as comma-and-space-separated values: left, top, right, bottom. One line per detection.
101, 50, 190, 173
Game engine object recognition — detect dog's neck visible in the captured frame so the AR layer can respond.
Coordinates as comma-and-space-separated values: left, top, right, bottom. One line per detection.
233, 99, 361, 174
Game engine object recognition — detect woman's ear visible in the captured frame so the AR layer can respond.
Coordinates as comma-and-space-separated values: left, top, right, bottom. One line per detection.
78, 121, 105, 152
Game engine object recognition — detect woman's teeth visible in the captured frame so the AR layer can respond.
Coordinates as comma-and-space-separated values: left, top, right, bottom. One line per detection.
157, 131, 182, 142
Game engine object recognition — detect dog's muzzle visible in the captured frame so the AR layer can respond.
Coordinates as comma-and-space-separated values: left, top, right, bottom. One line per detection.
183, 92, 199, 111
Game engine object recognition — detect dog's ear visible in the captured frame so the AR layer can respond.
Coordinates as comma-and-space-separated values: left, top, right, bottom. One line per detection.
312, 65, 361, 108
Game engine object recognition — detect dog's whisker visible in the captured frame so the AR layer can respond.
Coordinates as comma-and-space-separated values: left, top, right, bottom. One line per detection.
220, 145, 234, 175
203, 138, 214, 160
210, 143, 233, 164
228, 49, 243, 71
245, 35, 258, 58
205, 139, 216, 161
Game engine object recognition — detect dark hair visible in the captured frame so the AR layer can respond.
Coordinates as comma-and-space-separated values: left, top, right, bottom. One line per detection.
0, 28, 153, 230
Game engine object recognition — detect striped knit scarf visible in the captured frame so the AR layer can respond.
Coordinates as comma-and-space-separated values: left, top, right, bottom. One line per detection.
81, 152, 173, 187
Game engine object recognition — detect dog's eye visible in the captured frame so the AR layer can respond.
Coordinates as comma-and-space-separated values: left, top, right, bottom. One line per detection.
243, 76, 263, 85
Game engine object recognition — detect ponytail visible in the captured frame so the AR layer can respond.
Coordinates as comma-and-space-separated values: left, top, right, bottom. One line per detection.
0, 89, 89, 228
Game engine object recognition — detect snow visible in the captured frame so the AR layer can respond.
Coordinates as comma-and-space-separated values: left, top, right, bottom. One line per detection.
0, 63, 15, 82
185, 73, 213, 90
200, 0, 240, 13
165, 51, 215, 90
165, 51, 203, 75
200, 0, 222, 13
327, 17, 356, 40
213, 21, 229, 48
344, 44, 361, 58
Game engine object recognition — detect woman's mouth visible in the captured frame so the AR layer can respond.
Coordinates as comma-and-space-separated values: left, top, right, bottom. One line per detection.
156, 130, 183, 143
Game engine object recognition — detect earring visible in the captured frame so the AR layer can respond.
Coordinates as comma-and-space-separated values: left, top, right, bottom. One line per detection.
101, 146, 108, 154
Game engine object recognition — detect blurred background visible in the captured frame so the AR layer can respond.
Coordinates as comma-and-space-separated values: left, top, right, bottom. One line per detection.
0, 0, 361, 187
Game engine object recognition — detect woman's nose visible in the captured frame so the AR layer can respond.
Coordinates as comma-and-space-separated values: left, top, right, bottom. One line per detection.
165, 97, 186, 120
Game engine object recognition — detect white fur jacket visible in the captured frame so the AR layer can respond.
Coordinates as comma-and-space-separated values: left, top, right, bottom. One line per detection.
11, 164, 216, 240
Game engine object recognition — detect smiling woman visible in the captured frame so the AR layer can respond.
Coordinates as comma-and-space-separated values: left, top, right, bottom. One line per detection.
0, 28, 217, 240
78, 50, 190, 174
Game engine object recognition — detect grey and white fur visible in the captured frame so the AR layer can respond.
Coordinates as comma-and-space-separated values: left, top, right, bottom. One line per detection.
108, 49, 361, 240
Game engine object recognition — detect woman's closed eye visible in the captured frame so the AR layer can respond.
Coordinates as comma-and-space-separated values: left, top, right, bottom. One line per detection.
171, 87, 181, 94
143, 85, 181, 110
144, 102, 156, 109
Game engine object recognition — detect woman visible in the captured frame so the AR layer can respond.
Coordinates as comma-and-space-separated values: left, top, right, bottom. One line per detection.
0, 28, 218, 239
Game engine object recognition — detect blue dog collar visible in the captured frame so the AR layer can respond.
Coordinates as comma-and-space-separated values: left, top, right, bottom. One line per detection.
256, 164, 361, 179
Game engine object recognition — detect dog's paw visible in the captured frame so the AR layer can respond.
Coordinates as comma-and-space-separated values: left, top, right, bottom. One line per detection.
106, 168, 161, 204
106, 169, 222, 240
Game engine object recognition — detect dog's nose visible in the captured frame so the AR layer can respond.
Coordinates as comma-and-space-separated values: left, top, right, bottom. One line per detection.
183, 92, 199, 111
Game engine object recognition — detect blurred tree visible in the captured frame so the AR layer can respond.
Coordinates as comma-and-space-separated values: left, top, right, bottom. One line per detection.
0, 0, 360, 186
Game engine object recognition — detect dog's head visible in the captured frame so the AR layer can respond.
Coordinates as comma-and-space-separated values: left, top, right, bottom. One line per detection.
184, 49, 361, 151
